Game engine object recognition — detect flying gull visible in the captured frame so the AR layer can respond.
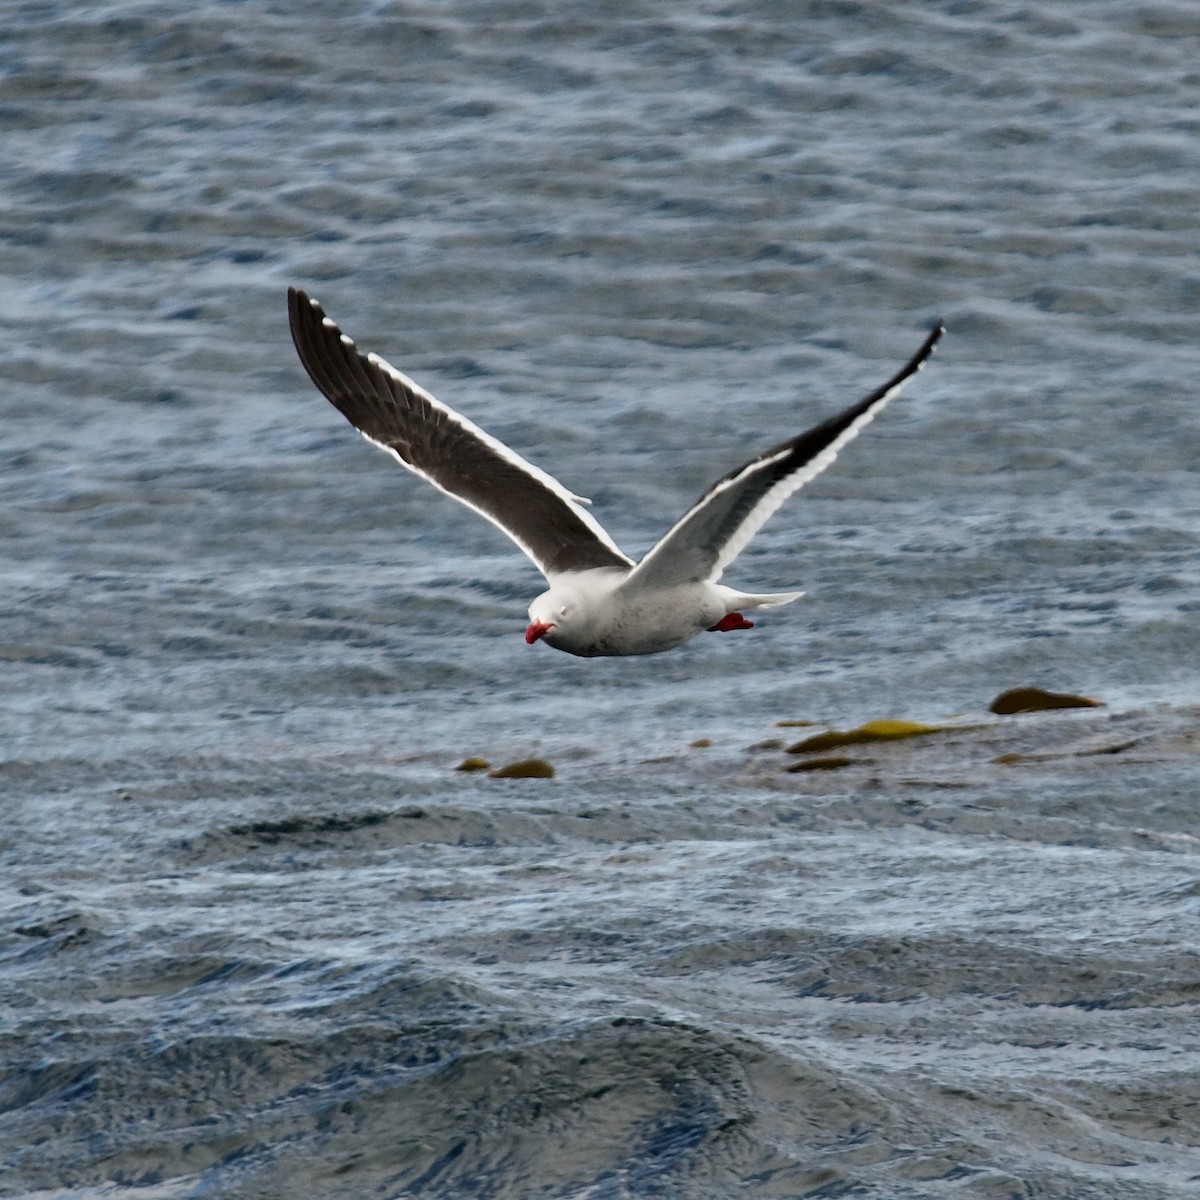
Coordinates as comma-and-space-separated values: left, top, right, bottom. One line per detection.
288, 287, 942, 657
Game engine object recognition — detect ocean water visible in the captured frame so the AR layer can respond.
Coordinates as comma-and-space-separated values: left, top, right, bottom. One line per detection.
2, 1, 1198, 1196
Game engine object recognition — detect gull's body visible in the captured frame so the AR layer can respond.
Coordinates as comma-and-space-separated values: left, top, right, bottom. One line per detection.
287, 287, 943, 657
523, 570, 775, 658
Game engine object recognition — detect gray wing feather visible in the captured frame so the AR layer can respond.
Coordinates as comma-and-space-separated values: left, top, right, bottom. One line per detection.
288, 289, 633, 579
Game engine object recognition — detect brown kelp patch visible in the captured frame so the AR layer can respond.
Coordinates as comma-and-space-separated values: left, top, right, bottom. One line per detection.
989, 687, 1102, 715
785, 755, 856, 773
489, 759, 555, 780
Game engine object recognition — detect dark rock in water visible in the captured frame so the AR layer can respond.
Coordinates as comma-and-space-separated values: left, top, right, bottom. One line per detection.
489, 758, 555, 779
989, 687, 1102, 715
689, 738, 712, 748
456, 756, 490, 772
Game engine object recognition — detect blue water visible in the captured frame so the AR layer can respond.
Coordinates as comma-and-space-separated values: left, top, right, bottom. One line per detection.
2, 2, 1199, 1196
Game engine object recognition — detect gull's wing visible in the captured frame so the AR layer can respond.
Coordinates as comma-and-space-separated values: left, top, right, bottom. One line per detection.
288, 288, 633, 579
623, 322, 944, 591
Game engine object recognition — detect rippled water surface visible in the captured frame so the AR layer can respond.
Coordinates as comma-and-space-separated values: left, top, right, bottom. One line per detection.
2, 1, 1199, 1197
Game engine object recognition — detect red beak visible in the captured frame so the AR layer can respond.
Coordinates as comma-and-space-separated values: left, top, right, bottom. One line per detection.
525, 621, 554, 645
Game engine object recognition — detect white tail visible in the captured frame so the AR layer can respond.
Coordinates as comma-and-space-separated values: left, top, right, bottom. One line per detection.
722, 587, 806, 610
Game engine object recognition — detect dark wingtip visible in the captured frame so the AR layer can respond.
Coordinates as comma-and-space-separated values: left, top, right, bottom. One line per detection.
921, 318, 946, 355
287, 287, 352, 402
287, 285, 328, 325
287, 286, 306, 344
900, 319, 945, 379
287, 286, 321, 323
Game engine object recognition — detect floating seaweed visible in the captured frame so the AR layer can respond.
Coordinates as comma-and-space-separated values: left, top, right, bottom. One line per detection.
992, 739, 1138, 765
989, 687, 1101, 715
786, 718, 948, 755
455, 756, 491, 772
785, 755, 855, 772
747, 738, 785, 752
489, 758, 555, 779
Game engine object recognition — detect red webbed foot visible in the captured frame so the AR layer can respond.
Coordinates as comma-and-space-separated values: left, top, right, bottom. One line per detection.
707, 612, 754, 633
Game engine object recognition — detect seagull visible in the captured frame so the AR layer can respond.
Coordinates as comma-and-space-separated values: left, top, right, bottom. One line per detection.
288, 287, 943, 657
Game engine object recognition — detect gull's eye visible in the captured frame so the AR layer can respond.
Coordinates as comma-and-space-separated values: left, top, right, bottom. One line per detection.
559, 606, 569, 617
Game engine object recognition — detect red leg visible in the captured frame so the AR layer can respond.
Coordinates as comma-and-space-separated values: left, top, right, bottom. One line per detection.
707, 611, 754, 633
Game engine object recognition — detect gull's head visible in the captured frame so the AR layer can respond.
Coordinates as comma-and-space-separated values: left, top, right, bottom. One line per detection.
525, 571, 625, 655
525, 585, 581, 650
